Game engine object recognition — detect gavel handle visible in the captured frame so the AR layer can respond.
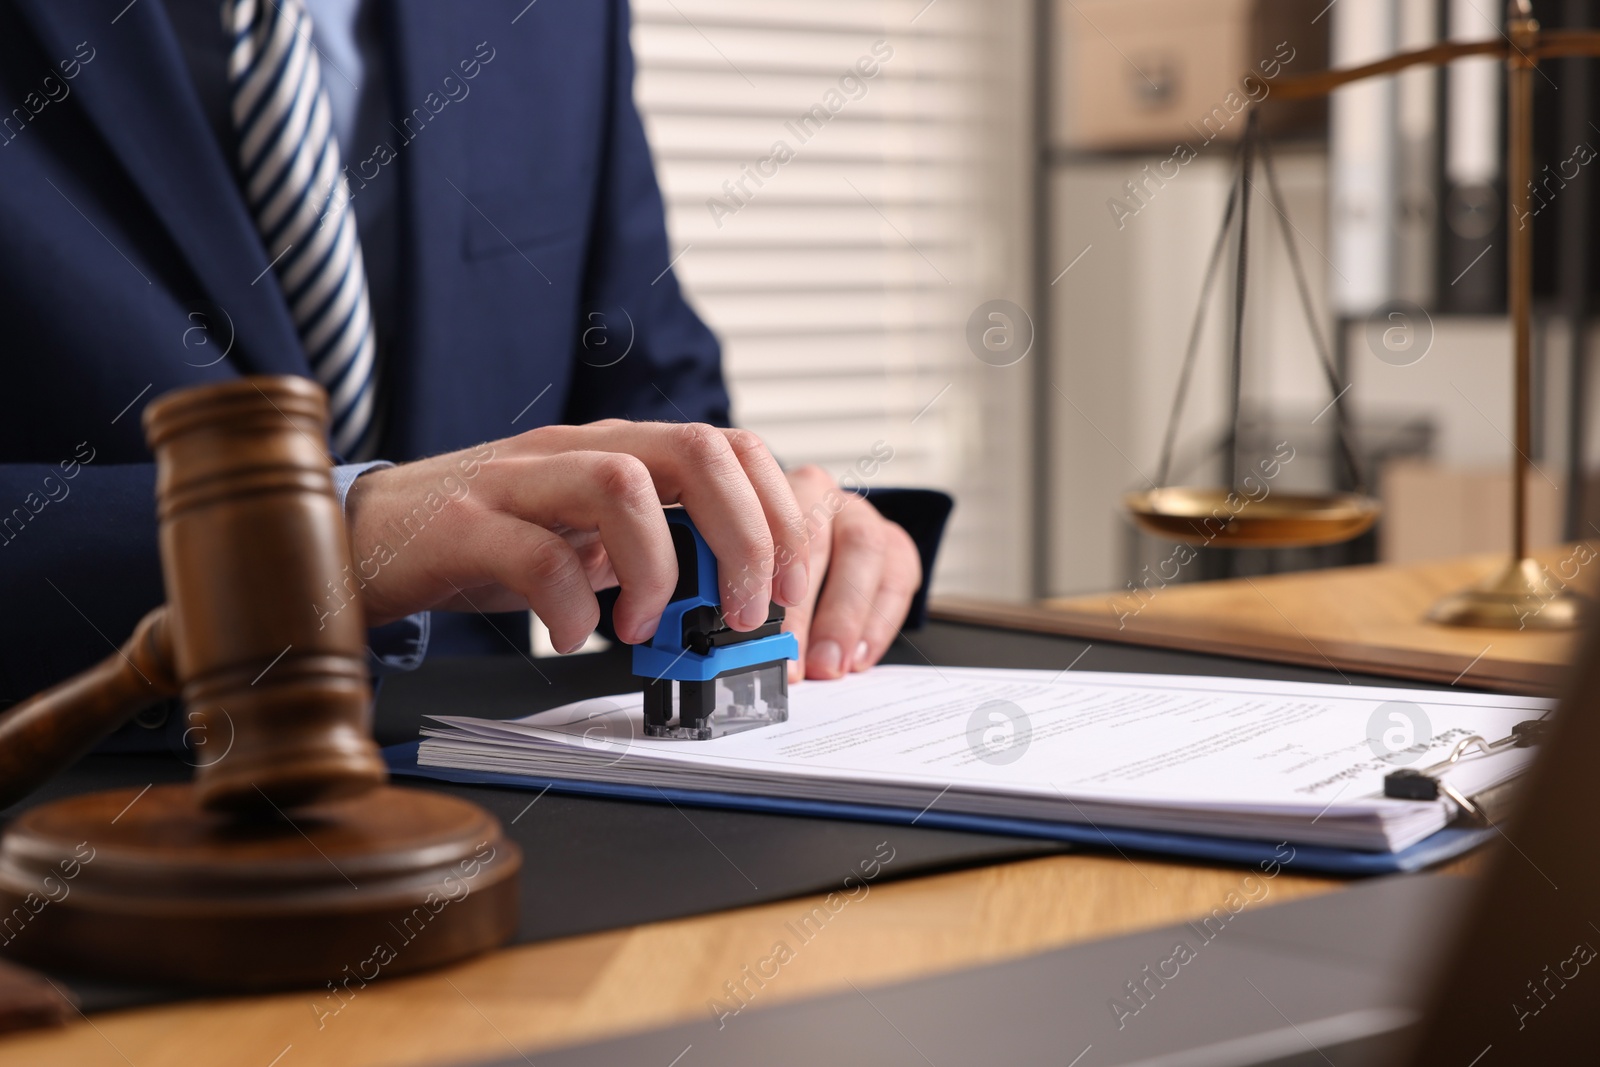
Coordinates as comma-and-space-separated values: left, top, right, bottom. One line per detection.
0, 606, 177, 811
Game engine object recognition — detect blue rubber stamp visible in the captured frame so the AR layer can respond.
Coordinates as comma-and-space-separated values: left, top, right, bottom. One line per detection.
632, 509, 799, 740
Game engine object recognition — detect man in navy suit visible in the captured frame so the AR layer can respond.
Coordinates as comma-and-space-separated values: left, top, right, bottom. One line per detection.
0, 0, 945, 707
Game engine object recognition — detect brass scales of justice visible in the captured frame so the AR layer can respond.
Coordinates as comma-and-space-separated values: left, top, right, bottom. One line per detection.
1125, 0, 1590, 630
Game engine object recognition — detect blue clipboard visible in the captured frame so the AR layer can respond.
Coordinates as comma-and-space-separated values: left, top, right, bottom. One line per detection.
385, 742, 1493, 876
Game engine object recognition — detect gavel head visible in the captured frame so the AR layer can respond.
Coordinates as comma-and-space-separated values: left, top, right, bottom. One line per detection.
143, 377, 386, 812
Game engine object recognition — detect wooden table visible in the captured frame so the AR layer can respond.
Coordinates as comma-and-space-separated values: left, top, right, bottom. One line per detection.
2, 552, 1529, 1067
5, 854, 1363, 1067
938, 548, 1589, 696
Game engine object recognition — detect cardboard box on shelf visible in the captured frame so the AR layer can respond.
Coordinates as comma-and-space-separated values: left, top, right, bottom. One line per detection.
1378, 459, 1573, 564
1054, 0, 1328, 152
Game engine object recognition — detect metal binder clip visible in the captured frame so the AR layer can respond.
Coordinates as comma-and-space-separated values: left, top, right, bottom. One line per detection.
1382, 717, 1549, 823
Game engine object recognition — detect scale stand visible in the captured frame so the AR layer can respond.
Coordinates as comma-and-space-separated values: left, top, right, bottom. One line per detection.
1130, 0, 1590, 630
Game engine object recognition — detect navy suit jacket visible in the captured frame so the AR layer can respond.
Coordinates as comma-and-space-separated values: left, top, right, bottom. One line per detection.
0, 0, 951, 707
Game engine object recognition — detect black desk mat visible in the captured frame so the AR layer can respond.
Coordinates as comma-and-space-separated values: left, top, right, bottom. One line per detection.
5, 620, 1443, 1013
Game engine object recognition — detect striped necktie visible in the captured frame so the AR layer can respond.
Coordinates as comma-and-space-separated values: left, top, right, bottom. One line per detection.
223, 0, 381, 460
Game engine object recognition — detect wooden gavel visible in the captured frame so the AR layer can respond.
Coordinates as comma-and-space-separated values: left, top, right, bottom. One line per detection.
0, 377, 518, 989
0, 376, 384, 810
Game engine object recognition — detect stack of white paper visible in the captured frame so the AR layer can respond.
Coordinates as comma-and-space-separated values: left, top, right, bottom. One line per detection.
417, 666, 1551, 853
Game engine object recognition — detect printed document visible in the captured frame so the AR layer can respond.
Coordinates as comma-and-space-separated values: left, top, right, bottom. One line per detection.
418, 666, 1550, 852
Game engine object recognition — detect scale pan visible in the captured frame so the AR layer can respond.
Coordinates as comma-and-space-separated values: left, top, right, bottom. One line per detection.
1125, 487, 1381, 548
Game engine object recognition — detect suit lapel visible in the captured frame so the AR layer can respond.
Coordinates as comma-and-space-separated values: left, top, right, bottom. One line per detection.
14, 0, 307, 378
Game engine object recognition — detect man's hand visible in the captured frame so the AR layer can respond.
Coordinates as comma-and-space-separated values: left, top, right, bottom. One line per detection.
343, 421, 812, 653
341, 424, 920, 674
779, 465, 922, 681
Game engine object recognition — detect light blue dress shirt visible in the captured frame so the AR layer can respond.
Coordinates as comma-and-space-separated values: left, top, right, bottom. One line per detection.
302, 0, 400, 349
